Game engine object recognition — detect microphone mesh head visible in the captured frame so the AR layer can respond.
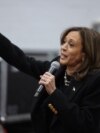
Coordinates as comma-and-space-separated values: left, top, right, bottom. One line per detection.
51, 61, 60, 70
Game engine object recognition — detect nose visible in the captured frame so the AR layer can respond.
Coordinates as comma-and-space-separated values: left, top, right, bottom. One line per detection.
61, 43, 68, 51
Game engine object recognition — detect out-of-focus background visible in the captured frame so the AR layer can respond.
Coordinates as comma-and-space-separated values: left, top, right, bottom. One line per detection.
0, 0, 100, 133
0, 0, 100, 51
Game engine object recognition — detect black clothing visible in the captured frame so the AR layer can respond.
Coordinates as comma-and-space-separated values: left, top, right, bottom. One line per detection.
0, 33, 100, 133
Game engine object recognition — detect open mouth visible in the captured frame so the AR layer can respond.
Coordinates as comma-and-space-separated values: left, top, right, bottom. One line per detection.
60, 53, 68, 59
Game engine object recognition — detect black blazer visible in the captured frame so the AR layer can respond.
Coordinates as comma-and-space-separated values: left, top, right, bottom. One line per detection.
0, 33, 100, 133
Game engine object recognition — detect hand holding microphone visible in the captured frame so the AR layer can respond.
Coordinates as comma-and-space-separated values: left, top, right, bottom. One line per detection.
34, 61, 60, 97
39, 72, 56, 95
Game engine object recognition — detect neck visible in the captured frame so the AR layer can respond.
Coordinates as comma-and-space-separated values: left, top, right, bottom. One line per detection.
66, 63, 81, 76
66, 67, 75, 76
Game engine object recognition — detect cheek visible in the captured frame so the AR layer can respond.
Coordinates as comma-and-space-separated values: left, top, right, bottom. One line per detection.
69, 52, 82, 63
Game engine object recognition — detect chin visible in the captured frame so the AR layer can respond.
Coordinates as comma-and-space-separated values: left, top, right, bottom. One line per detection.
59, 58, 67, 65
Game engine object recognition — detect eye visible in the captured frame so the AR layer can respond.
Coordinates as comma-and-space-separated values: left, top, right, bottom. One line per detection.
61, 40, 66, 45
68, 41, 75, 47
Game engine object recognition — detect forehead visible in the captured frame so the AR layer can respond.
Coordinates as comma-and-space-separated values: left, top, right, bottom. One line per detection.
65, 31, 81, 41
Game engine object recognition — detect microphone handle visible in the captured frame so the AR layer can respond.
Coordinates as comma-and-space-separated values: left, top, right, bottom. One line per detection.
34, 84, 43, 97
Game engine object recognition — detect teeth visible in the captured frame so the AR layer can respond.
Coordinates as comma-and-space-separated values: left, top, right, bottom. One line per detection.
62, 55, 65, 58
61, 54, 65, 57
61, 55, 65, 59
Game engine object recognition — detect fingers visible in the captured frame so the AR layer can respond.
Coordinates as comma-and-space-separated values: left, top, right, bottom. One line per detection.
39, 72, 56, 95
39, 72, 54, 84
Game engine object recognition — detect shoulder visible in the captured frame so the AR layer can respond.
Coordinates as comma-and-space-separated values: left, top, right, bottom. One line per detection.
84, 70, 100, 87
88, 70, 100, 80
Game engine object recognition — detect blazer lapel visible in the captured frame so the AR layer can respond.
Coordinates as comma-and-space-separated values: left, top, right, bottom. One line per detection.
68, 79, 85, 101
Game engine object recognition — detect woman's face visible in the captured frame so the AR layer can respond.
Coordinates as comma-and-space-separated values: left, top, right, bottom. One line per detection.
60, 31, 85, 67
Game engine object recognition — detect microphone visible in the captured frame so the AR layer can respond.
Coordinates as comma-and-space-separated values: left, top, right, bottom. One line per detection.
34, 61, 60, 97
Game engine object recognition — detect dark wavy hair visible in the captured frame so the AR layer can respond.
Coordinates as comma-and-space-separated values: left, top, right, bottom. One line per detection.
60, 27, 100, 80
